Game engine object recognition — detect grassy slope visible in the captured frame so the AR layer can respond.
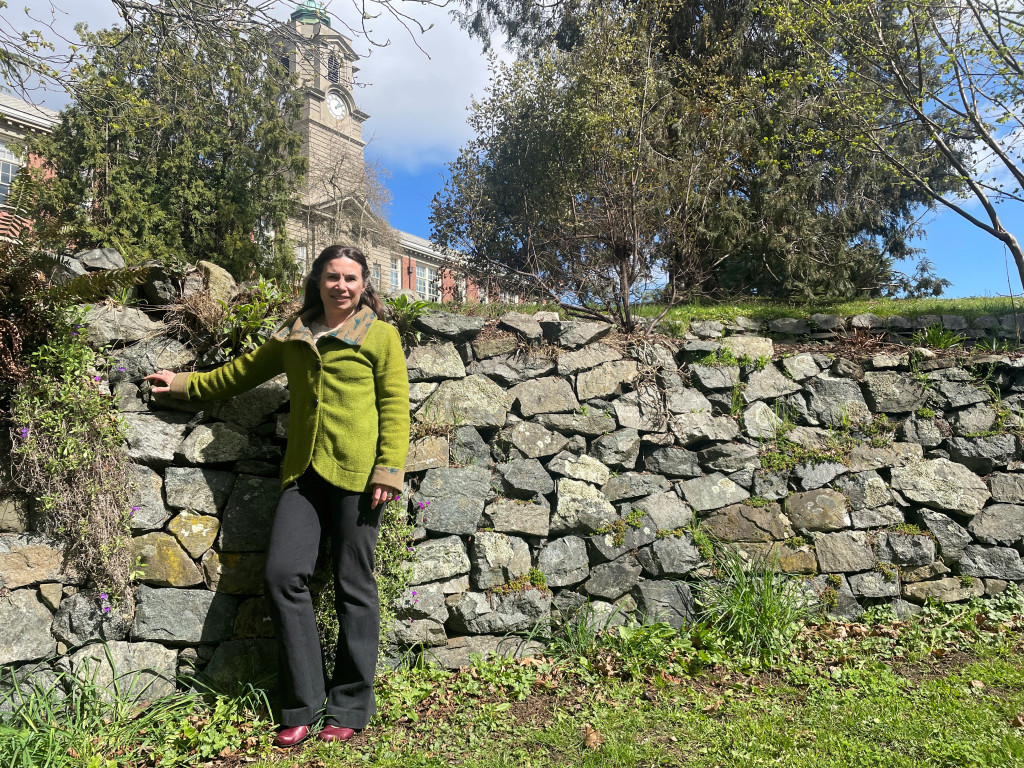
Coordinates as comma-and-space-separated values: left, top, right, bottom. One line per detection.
440, 296, 1021, 326
282, 650, 1024, 767
640, 296, 1021, 325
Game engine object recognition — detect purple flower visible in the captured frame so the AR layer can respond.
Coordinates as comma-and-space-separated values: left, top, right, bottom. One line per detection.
93, 375, 102, 382
18, 427, 28, 440
70, 331, 78, 336
103, 605, 111, 614
100, 593, 108, 601
117, 367, 126, 372
411, 591, 417, 596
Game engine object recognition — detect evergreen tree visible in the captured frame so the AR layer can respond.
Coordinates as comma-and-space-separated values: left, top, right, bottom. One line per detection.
20, 7, 307, 281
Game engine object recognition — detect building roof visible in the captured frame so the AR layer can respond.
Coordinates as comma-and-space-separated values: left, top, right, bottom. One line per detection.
290, 0, 332, 27
398, 230, 448, 261
0, 92, 58, 132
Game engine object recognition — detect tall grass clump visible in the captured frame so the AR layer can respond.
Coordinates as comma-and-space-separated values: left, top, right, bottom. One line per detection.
0, 654, 273, 767
696, 546, 813, 665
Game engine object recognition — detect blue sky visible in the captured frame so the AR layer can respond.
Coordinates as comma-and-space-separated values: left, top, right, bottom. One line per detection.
9, 0, 1023, 299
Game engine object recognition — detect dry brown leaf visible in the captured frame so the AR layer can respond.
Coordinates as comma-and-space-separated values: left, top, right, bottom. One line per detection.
1011, 714, 1024, 728
583, 724, 604, 750
970, 680, 986, 689
702, 698, 724, 714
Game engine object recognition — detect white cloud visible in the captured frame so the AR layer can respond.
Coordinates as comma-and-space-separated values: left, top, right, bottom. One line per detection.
348, 4, 502, 172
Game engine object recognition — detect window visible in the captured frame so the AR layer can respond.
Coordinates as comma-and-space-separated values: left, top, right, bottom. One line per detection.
371, 261, 382, 291
416, 264, 438, 301
0, 143, 20, 206
295, 244, 308, 268
389, 258, 400, 292
327, 53, 341, 84
279, 54, 290, 73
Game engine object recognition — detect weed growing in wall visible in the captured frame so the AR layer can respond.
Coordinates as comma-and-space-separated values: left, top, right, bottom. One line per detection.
8, 312, 134, 597
385, 294, 430, 348
695, 546, 814, 665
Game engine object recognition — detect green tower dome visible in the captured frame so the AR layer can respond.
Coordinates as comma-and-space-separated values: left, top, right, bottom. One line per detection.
290, 0, 332, 27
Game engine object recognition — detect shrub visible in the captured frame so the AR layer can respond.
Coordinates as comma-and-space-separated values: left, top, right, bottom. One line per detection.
911, 324, 965, 349
7, 311, 135, 597
0, 655, 273, 765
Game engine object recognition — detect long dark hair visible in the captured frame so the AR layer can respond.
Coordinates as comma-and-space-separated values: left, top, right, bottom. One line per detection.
299, 245, 387, 319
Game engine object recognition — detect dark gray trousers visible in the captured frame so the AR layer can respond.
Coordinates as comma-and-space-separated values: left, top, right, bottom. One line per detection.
264, 468, 381, 728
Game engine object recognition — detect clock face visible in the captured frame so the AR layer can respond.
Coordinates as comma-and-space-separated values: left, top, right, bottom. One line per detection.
327, 92, 348, 119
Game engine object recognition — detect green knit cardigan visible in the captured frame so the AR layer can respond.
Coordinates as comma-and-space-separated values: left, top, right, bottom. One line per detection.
170, 306, 410, 493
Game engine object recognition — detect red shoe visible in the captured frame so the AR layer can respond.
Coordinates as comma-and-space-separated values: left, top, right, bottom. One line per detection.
274, 724, 311, 747
318, 724, 356, 743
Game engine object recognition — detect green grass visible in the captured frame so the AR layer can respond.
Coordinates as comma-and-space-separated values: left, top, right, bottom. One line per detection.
0, 666, 273, 767
431, 295, 1019, 328
8, 590, 1024, 767
273, 652, 1024, 767
637, 295, 1020, 326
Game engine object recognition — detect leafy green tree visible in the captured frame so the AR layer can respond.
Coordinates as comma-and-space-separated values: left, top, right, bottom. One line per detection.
19, 6, 307, 280
448, 0, 958, 301
439, 0, 958, 302
767, 0, 1024, 291
0, 0, 442, 101
432, 7, 747, 329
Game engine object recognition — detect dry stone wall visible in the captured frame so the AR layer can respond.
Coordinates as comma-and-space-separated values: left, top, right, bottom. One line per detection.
3, 266, 1024, 696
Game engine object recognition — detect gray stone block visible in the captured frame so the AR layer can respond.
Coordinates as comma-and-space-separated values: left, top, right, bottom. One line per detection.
968, 504, 1024, 546
874, 532, 937, 567
631, 580, 695, 628
409, 536, 470, 585
813, 531, 876, 573
406, 342, 468, 382
960, 545, 1024, 580
784, 489, 850, 532
0, 589, 56, 664
164, 467, 235, 514
536, 536, 589, 587
636, 535, 703, 577
51, 591, 131, 648
133, 585, 237, 644
583, 556, 642, 600
679, 473, 748, 512
217, 475, 279, 552
890, 459, 990, 515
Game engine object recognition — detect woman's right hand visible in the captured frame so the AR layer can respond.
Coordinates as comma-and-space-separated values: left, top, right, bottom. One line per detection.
144, 369, 176, 395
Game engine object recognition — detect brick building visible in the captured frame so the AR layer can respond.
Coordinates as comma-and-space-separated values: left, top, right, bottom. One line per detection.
0, 93, 57, 205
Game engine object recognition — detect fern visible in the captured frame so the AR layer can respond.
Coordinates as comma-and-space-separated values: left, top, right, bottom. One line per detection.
38, 264, 150, 306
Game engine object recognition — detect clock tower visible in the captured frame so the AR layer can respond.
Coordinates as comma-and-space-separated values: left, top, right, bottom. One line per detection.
278, 1, 373, 271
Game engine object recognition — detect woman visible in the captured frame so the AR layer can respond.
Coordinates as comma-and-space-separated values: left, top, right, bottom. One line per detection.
147, 245, 409, 746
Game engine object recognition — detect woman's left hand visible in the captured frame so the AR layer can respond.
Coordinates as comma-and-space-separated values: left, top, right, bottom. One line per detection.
370, 484, 398, 509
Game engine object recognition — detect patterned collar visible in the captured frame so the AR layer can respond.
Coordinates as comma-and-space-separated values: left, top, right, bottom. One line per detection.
273, 306, 377, 347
